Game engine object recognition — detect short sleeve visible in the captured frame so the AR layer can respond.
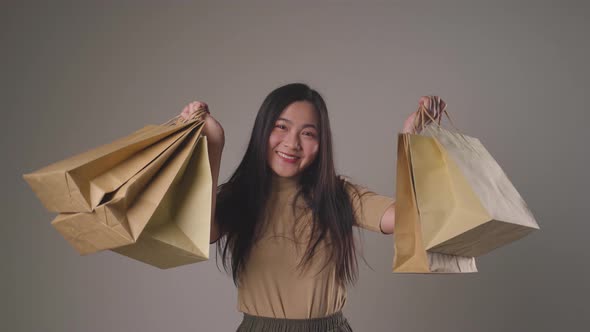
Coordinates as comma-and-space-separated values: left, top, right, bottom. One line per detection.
342, 178, 395, 233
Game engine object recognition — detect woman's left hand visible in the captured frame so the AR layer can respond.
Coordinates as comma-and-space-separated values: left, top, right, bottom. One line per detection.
401, 96, 446, 134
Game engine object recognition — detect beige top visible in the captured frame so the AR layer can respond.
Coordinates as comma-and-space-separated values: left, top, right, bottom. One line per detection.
237, 176, 394, 319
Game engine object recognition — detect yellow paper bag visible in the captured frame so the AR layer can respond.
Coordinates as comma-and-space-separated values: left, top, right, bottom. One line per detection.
420, 123, 540, 257
51, 122, 204, 254
393, 133, 478, 273
112, 134, 212, 268
23, 116, 204, 213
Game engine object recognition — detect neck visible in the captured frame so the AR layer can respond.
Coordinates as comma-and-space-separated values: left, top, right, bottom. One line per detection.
271, 174, 300, 193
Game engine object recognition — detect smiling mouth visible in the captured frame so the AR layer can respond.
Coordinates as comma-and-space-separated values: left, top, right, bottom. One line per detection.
277, 151, 299, 160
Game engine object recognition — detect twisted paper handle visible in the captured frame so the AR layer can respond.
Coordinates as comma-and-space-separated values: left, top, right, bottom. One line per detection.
416, 96, 473, 148
160, 104, 208, 127
415, 96, 459, 133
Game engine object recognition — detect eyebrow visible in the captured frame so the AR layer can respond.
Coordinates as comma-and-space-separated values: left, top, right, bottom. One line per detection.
277, 117, 318, 130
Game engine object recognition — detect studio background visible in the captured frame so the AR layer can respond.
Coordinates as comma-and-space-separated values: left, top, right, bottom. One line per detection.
3, 1, 589, 331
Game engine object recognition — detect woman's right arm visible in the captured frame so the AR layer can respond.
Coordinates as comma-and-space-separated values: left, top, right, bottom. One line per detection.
202, 114, 224, 244
179, 101, 225, 244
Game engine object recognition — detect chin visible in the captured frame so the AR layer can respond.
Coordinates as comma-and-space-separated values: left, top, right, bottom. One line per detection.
273, 170, 299, 178
269, 165, 298, 178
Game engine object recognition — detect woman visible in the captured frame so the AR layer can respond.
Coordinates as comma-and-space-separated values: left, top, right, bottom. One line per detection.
180, 83, 441, 331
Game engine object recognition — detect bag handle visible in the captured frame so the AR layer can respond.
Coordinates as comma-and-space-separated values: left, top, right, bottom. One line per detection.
416, 96, 474, 148
160, 107, 208, 127
415, 96, 460, 132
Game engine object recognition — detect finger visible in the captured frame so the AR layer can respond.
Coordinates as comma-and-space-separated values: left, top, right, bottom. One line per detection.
189, 102, 199, 113
419, 96, 429, 107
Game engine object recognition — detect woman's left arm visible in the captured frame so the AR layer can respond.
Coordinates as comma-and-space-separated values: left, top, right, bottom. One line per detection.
379, 204, 395, 235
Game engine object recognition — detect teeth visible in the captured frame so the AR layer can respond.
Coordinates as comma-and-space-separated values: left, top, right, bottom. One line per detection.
278, 152, 297, 160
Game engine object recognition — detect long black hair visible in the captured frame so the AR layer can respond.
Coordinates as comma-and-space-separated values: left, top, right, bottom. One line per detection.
215, 83, 366, 287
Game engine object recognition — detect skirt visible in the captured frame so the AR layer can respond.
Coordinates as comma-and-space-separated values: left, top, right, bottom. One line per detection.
236, 311, 353, 332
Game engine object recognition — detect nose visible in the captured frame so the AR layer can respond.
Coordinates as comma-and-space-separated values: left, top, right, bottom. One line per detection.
283, 131, 301, 150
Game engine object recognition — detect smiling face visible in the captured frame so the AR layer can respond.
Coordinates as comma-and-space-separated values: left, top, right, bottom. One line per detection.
267, 101, 320, 179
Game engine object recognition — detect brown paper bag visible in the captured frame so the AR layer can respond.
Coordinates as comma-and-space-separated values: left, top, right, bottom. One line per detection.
420, 123, 540, 257
111, 135, 212, 268
23, 118, 202, 213
393, 133, 478, 273
51, 121, 204, 253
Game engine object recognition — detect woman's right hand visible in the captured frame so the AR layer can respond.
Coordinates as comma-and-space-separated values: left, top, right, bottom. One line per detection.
179, 100, 225, 148
180, 101, 209, 121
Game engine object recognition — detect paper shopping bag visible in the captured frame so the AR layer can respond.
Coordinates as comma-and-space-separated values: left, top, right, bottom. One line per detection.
420, 123, 540, 257
23, 115, 204, 213
393, 133, 478, 273
111, 134, 212, 269
51, 122, 205, 255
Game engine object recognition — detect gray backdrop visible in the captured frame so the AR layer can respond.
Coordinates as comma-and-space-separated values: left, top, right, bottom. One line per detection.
3, 0, 589, 331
